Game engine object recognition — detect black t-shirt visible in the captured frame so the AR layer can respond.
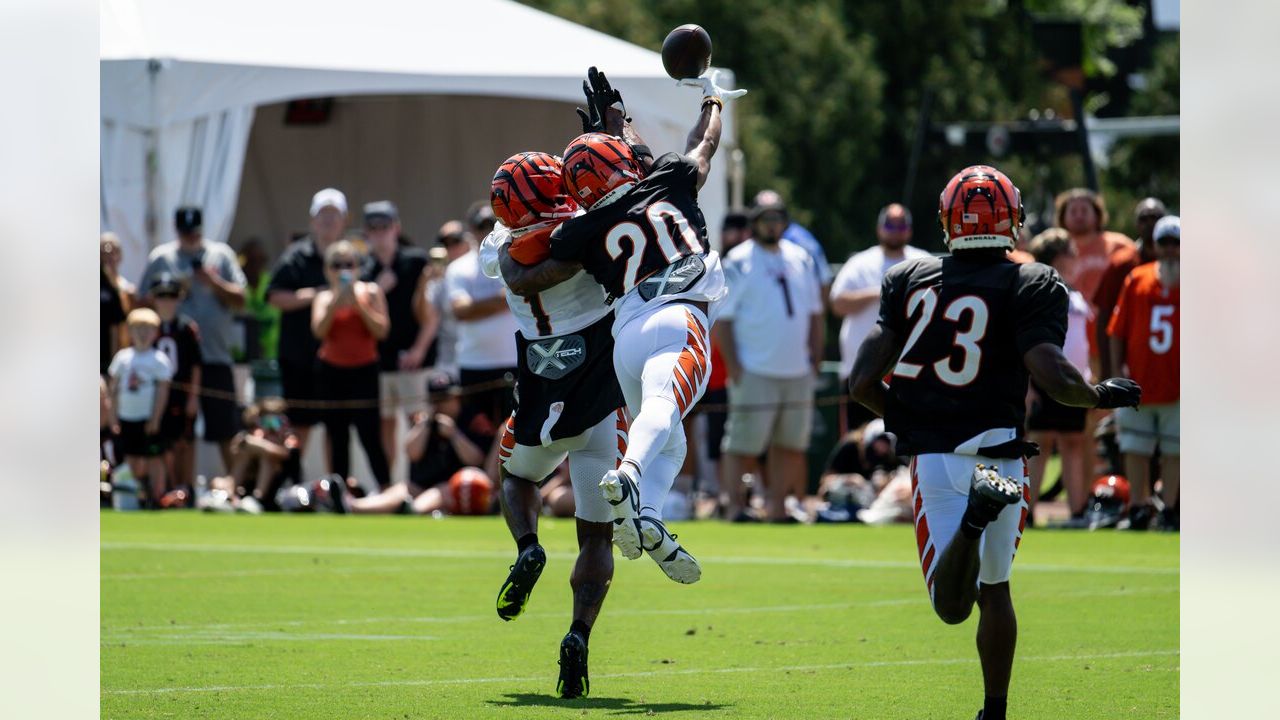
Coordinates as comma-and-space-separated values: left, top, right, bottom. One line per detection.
878, 254, 1068, 456
408, 411, 494, 490
267, 238, 329, 367
155, 315, 203, 390
100, 271, 126, 375
364, 247, 431, 371
550, 153, 709, 299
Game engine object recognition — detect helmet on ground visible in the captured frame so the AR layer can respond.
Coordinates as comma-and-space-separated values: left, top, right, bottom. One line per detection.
1085, 474, 1131, 530
561, 133, 643, 209
938, 165, 1024, 252
448, 467, 493, 516
490, 151, 579, 264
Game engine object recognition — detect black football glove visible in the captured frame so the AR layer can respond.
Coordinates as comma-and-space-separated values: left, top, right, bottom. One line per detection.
1093, 378, 1142, 409
575, 66, 628, 134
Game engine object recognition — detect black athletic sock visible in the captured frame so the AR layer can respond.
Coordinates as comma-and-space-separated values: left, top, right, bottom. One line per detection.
517, 533, 539, 553
982, 695, 1007, 720
960, 506, 988, 539
136, 476, 153, 509
570, 620, 591, 642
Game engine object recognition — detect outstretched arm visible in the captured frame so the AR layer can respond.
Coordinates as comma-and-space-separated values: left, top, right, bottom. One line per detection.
678, 69, 746, 190
1023, 343, 1141, 409
684, 101, 722, 191
498, 244, 581, 297
848, 323, 903, 418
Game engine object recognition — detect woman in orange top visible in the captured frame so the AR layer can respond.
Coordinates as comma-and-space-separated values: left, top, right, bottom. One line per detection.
312, 240, 392, 489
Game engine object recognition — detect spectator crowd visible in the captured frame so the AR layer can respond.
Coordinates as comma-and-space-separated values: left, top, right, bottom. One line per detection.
101, 183, 1179, 531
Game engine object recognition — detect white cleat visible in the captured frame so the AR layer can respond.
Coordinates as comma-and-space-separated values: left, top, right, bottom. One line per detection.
639, 515, 701, 584
600, 469, 642, 560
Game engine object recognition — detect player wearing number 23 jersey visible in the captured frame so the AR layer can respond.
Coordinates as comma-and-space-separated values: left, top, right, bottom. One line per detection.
850, 165, 1142, 720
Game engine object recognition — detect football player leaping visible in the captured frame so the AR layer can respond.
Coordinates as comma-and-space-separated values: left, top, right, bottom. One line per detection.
482, 149, 628, 700
848, 166, 1142, 720
503, 67, 746, 584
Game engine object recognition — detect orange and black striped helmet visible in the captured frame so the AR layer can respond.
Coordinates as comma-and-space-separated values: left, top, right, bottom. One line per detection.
490, 152, 579, 231
561, 133, 643, 209
937, 165, 1024, 252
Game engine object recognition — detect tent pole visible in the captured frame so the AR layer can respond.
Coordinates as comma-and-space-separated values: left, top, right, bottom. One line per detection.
145, 59, 161, 249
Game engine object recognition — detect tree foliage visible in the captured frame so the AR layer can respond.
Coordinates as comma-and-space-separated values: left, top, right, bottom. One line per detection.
518, 0, 1177, 256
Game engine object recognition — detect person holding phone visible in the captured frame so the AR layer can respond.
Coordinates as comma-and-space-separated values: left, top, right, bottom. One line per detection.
311, 240, 392, 490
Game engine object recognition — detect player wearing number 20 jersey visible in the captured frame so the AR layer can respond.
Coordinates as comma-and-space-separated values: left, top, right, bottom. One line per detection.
543, 93, 734, 584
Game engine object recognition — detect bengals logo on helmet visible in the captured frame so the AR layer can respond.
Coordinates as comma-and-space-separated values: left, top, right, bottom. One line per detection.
937, 165, 1024, 252
490, 152, 579, 231
561, 133, 642, 209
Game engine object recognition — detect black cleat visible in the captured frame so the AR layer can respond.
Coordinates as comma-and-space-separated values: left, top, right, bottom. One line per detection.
556, 630, 589, 699
967, 464, 1024, 524
496, 544, 545, 621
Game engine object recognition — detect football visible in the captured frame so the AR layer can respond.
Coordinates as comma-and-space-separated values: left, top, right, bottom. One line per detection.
661, 24, 712, 80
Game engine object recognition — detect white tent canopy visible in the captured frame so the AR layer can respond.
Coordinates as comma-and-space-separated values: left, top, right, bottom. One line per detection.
101, 0, 735, 280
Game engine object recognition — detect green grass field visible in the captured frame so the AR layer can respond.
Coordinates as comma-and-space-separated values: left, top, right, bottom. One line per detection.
101, 512, 1178, 719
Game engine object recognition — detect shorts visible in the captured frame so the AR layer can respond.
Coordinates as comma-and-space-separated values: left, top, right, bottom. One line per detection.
379, 369, 429, 419
612, 302, 713, 421
1027, 382, 1087, 432
1115, 402, 1179, 455
117, 420, 167, 458
910, 453, 1030, 604
199, 363, 241, 442
279, 357, 322, 427
498, 409, 628, 524
722, 371, 814, 455
511, 312, 624, 447
159, 402, 195, 444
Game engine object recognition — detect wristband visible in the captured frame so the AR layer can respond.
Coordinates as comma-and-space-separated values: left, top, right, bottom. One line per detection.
702, 96, 724, 111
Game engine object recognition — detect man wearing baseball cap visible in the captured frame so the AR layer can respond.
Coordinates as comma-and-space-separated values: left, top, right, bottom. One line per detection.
139, 205, 248, 473
267, 188, 355, 454
362, 200, 439, 473
1106, 214, 1180, 530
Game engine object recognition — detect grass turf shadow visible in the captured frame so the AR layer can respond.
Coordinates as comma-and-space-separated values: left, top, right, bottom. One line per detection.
488, 692, 732, 714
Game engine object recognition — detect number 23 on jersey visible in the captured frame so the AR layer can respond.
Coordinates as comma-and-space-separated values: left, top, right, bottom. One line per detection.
892, 287, 990, 388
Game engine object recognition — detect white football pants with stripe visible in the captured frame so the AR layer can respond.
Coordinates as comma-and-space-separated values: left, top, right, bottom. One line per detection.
612, 302, 712, 518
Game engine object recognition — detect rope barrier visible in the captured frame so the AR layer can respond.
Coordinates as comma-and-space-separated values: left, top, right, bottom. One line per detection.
162, 376, 858, 415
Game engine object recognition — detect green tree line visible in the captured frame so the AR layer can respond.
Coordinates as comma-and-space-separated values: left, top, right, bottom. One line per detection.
519, 0, 1178, 256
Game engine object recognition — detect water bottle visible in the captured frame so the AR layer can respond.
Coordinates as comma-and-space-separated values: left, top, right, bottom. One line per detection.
111, 466, 140, 511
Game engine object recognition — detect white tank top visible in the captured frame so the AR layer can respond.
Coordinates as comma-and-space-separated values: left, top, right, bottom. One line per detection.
480, 225, 611, 339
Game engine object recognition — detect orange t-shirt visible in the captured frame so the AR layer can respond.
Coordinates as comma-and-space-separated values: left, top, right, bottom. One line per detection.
1106, 263, 1179, 403
1071, 230, 1135, 304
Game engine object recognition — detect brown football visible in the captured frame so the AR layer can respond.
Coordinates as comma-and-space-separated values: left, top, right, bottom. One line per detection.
661, 24, 712, 80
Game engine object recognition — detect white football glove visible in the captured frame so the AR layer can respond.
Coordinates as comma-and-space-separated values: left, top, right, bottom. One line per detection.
677, 69, 747, 101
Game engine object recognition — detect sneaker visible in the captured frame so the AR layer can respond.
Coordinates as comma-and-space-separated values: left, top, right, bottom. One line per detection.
600, 468, 642, 560
556, 630, 589, 699
967, 464, 1024, 524
1123, 504, 1155, 531
638, 515, 701, 584
496, 544, 546, 622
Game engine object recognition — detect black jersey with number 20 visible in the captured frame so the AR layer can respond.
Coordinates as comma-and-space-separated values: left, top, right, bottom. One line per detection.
550, 153, 709, 300
878, 254, 1068, 456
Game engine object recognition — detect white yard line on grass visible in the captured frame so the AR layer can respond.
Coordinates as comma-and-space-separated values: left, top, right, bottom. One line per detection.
105, 587, 1176, 636
103, 632, 437, 646
101, 541, 1180, 576
102, 649, 1179, 696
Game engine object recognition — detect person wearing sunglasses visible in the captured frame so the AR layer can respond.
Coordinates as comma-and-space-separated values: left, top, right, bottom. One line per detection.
830, 203, 932, 432
1106, 215, 1180, 531
312, 240, 392, 490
